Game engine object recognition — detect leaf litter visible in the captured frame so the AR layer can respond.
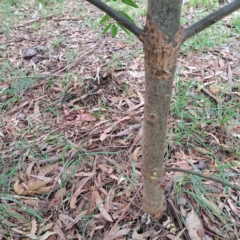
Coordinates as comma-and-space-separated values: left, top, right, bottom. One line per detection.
0, 0, 240, 239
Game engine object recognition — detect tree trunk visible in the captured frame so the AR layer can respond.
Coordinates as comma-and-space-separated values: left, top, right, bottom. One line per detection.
141, 0, 183, 219
87, 0, 240, 220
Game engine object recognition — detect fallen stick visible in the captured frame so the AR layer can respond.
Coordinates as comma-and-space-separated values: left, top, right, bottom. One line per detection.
166, 167, 240, 191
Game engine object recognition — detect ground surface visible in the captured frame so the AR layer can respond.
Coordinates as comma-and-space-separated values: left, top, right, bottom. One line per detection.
0, 0, 240, 239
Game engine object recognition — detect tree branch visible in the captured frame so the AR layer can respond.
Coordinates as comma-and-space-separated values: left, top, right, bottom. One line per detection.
183, 0, 240, 41
166, 167, 240, 191
86, 0, 142, 39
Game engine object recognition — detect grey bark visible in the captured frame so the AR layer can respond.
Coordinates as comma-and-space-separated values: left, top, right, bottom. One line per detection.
141, 0, 183, 219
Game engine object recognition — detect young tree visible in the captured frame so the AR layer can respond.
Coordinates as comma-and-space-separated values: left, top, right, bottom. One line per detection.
86, 0, 240, 219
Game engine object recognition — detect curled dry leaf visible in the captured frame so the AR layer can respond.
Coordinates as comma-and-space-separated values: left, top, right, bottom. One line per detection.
132, 146, 141, 161
26, 162, 35, 179
14, 179, 25, 195
186, 209, 205, 240
14, 179, 52, 196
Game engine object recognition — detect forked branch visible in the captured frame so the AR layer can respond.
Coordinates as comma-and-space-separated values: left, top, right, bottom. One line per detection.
86, 0, 240, 45
86, 0, 142, 38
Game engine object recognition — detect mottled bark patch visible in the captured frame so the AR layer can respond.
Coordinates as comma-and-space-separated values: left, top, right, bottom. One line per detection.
147, 113, 158, 121
142, 15, 184, 81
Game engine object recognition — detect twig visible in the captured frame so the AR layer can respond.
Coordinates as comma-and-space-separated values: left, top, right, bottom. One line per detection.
12, 15, 55, 29
37, 155, 64, 165
52, 18, 82, 21
227, 58, 233, 91
166, 167, 240, 191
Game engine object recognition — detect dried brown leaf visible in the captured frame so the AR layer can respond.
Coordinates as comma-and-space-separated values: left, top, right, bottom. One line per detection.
186, 209, 205, 240
26, 162, 35, 179
227, 199, 240, 215
124, 98, 136, 108
70, 176, 93, 209
129, 124, 143, 152
22, 186, 52, 196
14, 179, 25, 195
65, 111, 78, 121
14, 179, 52, 196
30, 175, 53, 182
33, 102, 40, 118
202, 214, 220, 235
28, 180, 50, 191
99, 164, 114, 174
30, 217, 37, 235
38, 231, 56, 240
81, 110, 96, 122
64, 210, 87, 231
132, 146, 141, 161
47, 187, 66, 210
107, 227, 131, 240
100, 131, 109, 142
53, 224, 67, 240
92, 190, 113, 222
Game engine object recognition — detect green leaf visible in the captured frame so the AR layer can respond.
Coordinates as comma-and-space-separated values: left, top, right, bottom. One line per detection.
117, 23, 130, 35
102, 23, 112, 34
118, 11, 135, 24
121, 0, 138, 8
111, 24, 118, 37
100, 14, 110, 24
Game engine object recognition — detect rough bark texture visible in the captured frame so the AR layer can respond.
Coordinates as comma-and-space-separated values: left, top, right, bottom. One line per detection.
141, 0, 183, 219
